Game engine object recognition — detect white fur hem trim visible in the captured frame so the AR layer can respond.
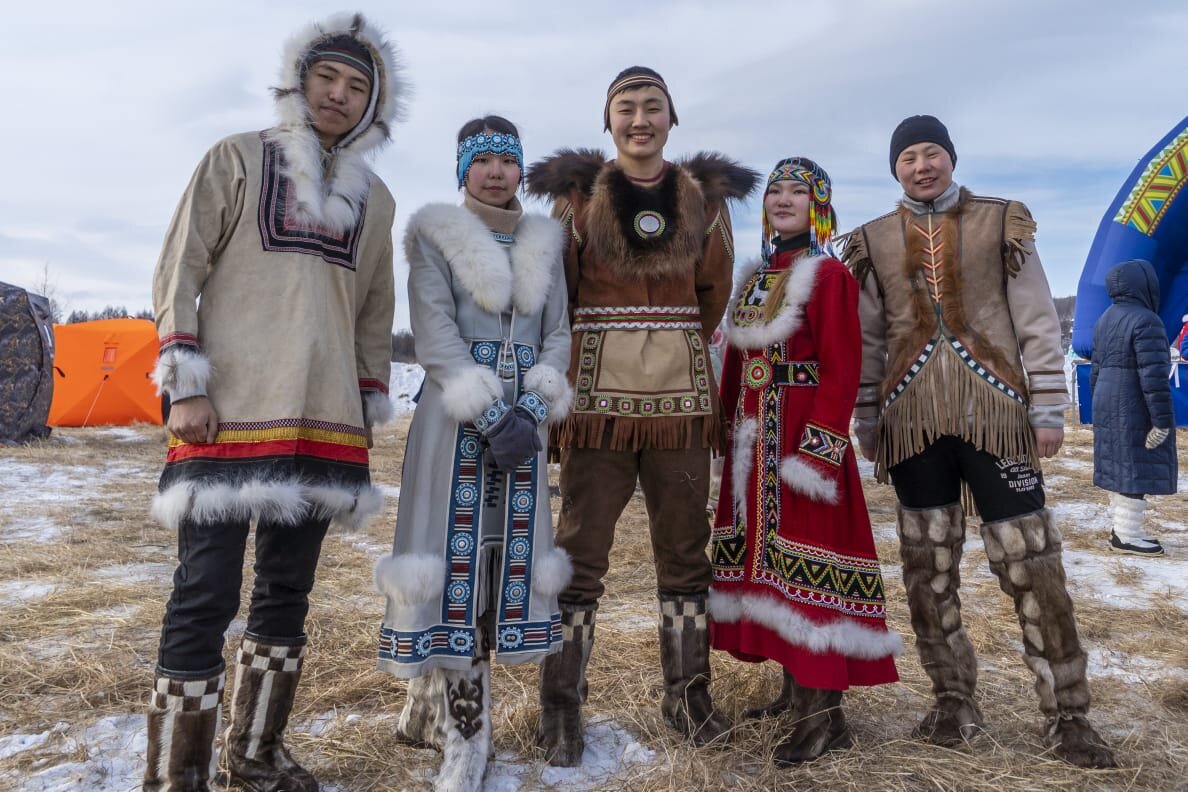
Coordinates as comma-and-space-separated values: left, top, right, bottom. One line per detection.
708, 588, 903, 660
531, 548, 573, 598
780, 455, 840, 505
523, 364, 573, 423
440, 366, 502, 423
151, 480, 385, 531
152, 347, 212, 400
731, 418, 758, 521
724, 254, 826, 350
362, 390, 396, 427
374, 553, 446, 606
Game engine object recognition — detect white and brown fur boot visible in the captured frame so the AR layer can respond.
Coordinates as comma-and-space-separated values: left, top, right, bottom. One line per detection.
434, 657, 493, 792
143, 670, 224, 792
224, 635, 317, 792
897, 504, 984, 746
980, 509, 1117, 768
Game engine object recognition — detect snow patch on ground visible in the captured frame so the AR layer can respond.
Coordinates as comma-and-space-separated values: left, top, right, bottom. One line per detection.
7, 715, 143, 791
94, 426, 154, 443
0, 580, 57, 605
0, 461, 143, 543
390, 363, 424, 416
91, 562, 174, 583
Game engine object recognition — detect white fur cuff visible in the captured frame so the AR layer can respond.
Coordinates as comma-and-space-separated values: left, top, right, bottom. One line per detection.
375, 553, 446, 606
523, 364, 573, 423
363, 390, 396, 427
708, 588, 903, 660
531, 548, 573, 598
780, 455, 840, 504
152, 346, 211, 400
440, 366, 503, 423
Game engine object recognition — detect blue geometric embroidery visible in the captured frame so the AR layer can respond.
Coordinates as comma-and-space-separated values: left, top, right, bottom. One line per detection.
517, 390, 549, 423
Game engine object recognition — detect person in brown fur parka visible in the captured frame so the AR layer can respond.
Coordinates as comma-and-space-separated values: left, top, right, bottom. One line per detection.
525, 65, 757, 766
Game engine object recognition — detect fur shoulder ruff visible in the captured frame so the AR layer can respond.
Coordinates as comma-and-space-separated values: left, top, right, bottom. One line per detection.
724, 254, 828, 350
526, 149, 608, 200
675, 152, 760, 206
404, 203, 562, 315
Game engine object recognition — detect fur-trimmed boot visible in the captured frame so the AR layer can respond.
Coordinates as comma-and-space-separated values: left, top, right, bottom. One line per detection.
537, 601, 596, 767
980, 509, 1117, 769
396, 670, 448, 750
224, 635, 318, 792
772, 687, 851, 766
742, 669, 802, 720
657, 592, 729, 746
143, 670, 224, 791
897, 504, 984, 746
434, 657, 492, 792
1108, 493, 1164, 556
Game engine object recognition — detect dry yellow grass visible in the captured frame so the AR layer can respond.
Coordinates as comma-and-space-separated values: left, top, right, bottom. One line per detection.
0, 419, 1185, 790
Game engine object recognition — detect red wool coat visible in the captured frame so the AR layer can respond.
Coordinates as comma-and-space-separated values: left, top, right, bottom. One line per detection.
709, 245, 901, 690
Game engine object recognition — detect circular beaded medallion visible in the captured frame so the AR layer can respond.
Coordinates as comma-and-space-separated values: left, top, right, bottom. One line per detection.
633, 210, 667, 239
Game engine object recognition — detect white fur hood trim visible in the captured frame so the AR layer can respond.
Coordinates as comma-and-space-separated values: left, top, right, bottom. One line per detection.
152, 479, 385, 532
266, 12, 408, 234
709, 588, 903, 660
374, 553, 446, 606
724, 254, 827, 350
404, 203, 563, 316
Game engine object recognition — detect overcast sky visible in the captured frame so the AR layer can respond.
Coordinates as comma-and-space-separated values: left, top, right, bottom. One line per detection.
2, 0, 1184, 328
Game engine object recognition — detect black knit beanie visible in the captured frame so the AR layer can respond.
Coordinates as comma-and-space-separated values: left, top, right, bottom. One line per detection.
889, 115, 956, 176
304, 34, 374, 82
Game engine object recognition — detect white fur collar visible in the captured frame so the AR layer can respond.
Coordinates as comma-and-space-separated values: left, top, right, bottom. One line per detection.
404, 203, 563, 316
265, 12, 408, 234
724, 254, 826, 350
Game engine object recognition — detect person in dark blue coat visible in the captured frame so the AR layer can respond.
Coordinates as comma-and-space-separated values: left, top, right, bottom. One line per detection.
1091, 259, 1177, 555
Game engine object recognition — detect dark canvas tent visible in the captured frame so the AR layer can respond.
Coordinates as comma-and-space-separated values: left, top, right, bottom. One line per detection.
0, 281, 55, 443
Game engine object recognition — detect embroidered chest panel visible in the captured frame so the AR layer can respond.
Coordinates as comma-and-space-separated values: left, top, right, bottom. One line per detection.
732, 268, 784, 329
257, 138, 367, 270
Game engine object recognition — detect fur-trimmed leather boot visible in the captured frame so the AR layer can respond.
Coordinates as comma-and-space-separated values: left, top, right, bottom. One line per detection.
143, 670, 224, 792
431, 657, 492, 792
772, 687, 851, 766
537, 601, 596, 767
897, 504, 984, 746
980, 510, 1117, 769
224, 635, 317, 792
657, 592, 729, 746
742, 669, 801, 720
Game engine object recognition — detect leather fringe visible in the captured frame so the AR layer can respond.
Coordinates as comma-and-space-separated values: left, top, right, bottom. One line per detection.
554, 413, 721, 453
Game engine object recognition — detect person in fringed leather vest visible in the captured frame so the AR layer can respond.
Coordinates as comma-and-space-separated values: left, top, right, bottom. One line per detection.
842, 115, 1116, 768
710, 157, 902, 765
144, 13, 405, 791
526, 66, 758, 766
373, 115, 572, 792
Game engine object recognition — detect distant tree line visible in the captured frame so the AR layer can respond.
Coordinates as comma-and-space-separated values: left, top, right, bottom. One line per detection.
392, 330, 415, 363
65, 306, 154, 324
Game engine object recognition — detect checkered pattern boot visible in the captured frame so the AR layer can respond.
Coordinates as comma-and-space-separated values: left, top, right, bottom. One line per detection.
980, 510, 1116, 769
537, 601, 596, 767
658, 591, 729, 746
143, 670, 223, 792
897, 504, 984, 746
224, 634, 318, 792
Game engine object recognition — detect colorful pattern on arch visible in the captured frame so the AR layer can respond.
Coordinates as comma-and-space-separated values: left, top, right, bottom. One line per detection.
1114, 128, 1188, 236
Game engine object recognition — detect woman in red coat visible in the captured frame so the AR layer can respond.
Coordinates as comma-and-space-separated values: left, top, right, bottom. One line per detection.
709, 157, 901, 764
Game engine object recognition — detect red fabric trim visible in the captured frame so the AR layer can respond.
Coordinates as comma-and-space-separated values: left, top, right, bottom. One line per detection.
167, 438, 368, 465
358, 378, 389, 395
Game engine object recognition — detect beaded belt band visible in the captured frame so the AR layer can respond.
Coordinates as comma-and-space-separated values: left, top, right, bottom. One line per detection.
572, 305, 702, 332
743, 358, 820, 389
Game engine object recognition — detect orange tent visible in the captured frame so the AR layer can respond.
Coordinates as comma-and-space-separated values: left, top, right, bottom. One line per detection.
48, 318, 164, 426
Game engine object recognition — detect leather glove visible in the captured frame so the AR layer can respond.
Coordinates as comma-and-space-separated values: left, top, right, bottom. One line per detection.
1145, 426, 1170, 450
484, 406, 543, 472
852, 417, 879, 462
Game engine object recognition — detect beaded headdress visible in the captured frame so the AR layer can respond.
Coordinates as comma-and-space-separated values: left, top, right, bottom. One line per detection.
761, 157, 836, 261
456, 132, 524, 189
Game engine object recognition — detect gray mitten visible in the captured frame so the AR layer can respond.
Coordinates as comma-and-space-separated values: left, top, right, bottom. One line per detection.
485, 406, 543, 472
1145, 426, 1170, 450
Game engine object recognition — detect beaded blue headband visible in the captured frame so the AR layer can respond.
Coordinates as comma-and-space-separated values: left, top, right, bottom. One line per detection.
456, 132, 524, 189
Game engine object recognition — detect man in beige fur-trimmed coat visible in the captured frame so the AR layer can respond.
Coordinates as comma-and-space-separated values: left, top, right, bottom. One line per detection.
843, 114, 1116, 769
143, 14, 405, 791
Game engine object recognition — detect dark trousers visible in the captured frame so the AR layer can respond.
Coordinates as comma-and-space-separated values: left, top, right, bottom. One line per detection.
156, 515, 329, 675
555, 435, 712, 603
889, 435, 1045, 522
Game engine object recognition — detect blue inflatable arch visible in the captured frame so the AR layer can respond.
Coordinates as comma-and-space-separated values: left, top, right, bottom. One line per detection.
1072, 116, 1188, 425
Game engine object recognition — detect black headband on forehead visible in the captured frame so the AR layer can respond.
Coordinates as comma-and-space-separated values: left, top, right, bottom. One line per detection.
305, 34, 374, 82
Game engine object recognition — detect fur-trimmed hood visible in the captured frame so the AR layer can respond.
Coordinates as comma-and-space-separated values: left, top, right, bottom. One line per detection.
266, 12, 408, 233
404, 203, 563, 316
723, 254, 827, 350
526, 149, 758, 208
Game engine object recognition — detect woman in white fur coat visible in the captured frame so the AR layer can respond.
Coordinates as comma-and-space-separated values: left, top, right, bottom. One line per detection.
374, 116, 572, 791
708, 158, 900, 765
